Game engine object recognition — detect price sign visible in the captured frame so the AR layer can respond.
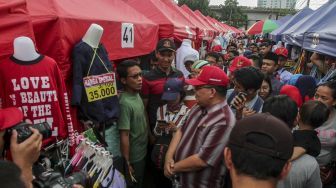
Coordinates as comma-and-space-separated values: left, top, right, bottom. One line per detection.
83, 73, 117, 102
122, 23, 134, 48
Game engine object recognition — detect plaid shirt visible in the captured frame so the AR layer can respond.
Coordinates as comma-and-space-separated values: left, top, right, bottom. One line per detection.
174, 100, 236, 188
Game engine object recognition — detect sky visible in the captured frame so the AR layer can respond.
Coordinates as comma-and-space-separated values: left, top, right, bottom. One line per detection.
209, 0, 329, 10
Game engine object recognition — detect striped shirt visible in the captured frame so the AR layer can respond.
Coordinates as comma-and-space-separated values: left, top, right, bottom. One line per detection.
174, 100, 236, 188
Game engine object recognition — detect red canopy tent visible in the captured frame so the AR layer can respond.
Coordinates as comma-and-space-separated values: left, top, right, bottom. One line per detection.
229, 25, 243, 34
207, 16, 229, 34
219, 22, 234, 33
0, 0, 35, 60
194, 10, 221, 35
124, 0, 197, 42
180, 5, 215, 40
27, 0, 159, 80
161, 0, 208, 40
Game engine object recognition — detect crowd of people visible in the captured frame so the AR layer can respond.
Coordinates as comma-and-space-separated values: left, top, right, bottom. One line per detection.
1, 34, 336, 188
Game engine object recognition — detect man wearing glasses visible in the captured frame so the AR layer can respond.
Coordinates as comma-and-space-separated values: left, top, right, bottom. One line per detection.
117, 60, 148, 188
164, 66, 235, 188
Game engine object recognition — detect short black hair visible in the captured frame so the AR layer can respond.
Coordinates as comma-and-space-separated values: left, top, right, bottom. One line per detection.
260, 42, 270, 47
318, 80, 336, 100
229, 144, 287, 180
150, 50, 158, 62
227, 43, 238, 49
249, 43, 258, 47
300, 100, 330, 128
205, 52, 220, 62
184, 61, 194, 66
263, 52, 279, 65
234, 66, 264, 91
262, 73, 273, 95
230, 50, 239, 57
117, 59, 140, 78
213, 85, 227, 98
262, 95, 298, 128
0, 161, 25, 188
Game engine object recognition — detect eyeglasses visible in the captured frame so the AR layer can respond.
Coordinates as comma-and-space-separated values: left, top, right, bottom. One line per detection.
127, 72, 142, 79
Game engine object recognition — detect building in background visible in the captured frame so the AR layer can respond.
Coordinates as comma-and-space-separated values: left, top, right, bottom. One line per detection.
258, 0, 297, 9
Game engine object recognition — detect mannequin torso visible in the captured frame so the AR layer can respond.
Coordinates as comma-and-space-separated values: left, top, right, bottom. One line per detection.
82, 23, 104, 48
13, 36, 40, 61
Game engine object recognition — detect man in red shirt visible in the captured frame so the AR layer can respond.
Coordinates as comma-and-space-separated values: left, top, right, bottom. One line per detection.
141, 39, 184, 133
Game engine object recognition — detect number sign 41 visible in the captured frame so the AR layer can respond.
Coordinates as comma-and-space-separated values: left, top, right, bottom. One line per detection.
122, 23, 134, 48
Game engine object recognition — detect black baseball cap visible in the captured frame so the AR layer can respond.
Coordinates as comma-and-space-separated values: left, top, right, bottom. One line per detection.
228, 113, 293, 161
156, 38, 176, 52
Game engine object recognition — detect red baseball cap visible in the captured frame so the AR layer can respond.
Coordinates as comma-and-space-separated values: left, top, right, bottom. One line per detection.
229, 56, 252, 73
186, 66, 229, 87
211, 45, 223, 53
0, 107, 23, 131
275, 47, 288, 58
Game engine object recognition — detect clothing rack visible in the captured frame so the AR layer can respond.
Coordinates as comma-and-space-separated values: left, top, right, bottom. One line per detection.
65, 137, 126, 188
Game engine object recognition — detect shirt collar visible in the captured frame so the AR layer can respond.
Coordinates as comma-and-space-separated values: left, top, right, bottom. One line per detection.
205, 100, 228, 115
154, 66, 177, 76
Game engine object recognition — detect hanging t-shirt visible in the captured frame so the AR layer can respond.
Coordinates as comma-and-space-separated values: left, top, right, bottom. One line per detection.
0, 55, 76, 146
71, 41, 119, 124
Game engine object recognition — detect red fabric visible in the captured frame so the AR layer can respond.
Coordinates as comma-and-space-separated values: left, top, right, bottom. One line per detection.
229, 26, 243, 34
0, 56, 78, 147
0, 107, 23, 131
161, 0, 205, 41
212, 45, 223, 53
125, 0, 196, 42
280, 85, 303, 108
186, 66, 229, 87
229, 56, 252, 73
194, 10, 220, 35
27, 0, 159, 81
207, 16, 229, 34
180, 5, 215, 40
275, 47, 288, 58
0, 0, 35, 60
219, 23, 233, 33
247, 20, 264, 35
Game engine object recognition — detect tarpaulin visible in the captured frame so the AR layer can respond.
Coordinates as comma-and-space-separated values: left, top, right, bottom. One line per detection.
229, 25, 243, 34
270, 7, 313, 42
302, 1, 336, 57
207, 16, 228, 34
162, 1, 207, 40
282, 3, 332, 46
180, 4, 215, 40
27, 0, 159, 81
194, 10, 220, 34
272, 15, 292, 26
124, 0, 196, 42
0, 0, 35, 60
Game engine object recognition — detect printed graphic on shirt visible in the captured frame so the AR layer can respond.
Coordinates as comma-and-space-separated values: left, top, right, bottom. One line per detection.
9, 77, 58, 134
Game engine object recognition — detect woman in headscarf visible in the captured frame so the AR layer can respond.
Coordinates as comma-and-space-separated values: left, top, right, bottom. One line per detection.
295, 75, 317, 103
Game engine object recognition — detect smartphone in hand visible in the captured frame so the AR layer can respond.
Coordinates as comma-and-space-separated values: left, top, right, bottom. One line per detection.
230, 92, 247, 109
157, 120, 169, 127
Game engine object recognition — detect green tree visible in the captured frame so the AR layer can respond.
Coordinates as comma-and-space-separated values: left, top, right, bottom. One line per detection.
219, 0, 247, 28
178, 0, 215, 17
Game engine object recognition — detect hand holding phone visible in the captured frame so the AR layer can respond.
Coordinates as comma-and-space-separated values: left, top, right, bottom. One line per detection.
230, 92, 247, 110
157, 120, 169, 127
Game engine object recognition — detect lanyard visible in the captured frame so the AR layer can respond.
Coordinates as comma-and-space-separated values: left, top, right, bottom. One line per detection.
86, 47, 110, 76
